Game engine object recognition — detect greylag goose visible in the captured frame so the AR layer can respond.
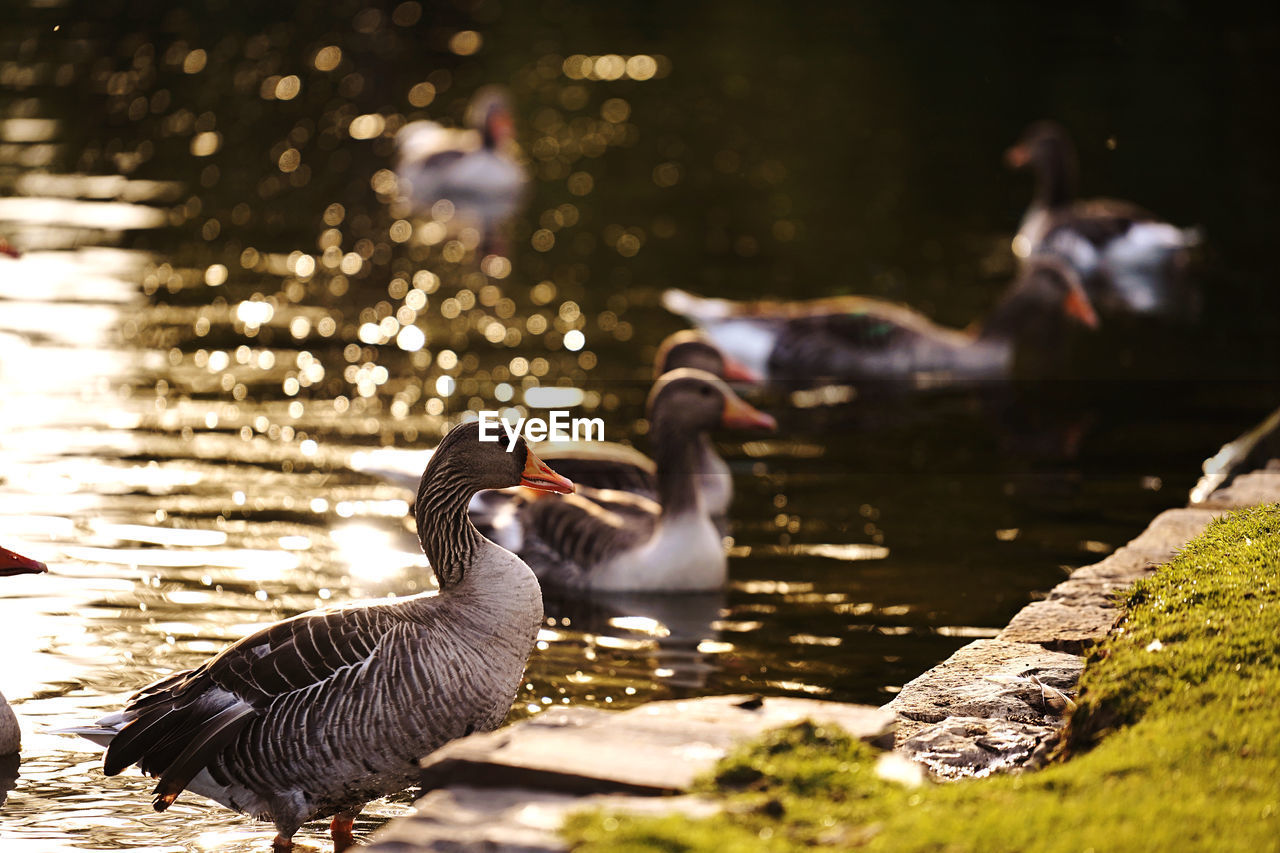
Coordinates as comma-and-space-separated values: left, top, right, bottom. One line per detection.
64, 423, 572, 852
1007, 121, 1199, 318
395, 87, 526, 249
497, 368, 776, 592
662, 257, 1099, 387
1, 545, 47, 756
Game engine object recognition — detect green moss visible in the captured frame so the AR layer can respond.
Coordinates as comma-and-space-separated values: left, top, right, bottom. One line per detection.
565, 505, 1280, 852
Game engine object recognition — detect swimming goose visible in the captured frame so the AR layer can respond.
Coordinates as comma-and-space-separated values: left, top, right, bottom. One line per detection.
355, 332, 763, 518
1, 545, 47, 756
65, 423, 572, 852
519, 331, 763, 519
1007, 121, 1199, 318
662, 257, 1099, 387
502, 368, 775, 593
395, 87, 526, 248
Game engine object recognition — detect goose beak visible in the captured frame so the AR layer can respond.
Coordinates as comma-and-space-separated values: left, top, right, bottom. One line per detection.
1005, 143, 1030, 169
721, 356, 762, 383
520, 452, 575, 495
1063, 288, 1099, 330
722, 392, 777, 431
0, 545, 47, 577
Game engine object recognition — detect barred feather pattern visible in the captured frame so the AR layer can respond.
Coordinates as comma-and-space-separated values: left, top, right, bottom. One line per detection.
86, 424, 544, 841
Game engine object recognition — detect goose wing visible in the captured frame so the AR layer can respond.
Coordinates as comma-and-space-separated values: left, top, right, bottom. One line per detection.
102, 603, 407, 809
1051, 198, 1154, 247
770, 300, 966, 380
515, 487, 656, 587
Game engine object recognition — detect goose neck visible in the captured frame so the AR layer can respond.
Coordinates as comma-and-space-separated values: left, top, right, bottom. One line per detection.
650, 418, 706, 520
415, 466, 486, 592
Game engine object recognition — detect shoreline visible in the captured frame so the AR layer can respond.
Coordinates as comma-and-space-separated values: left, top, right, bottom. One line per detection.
365, 461, 1280, 852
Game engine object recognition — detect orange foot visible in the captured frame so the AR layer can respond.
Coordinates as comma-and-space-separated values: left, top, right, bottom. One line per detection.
272, 834, 294, 852
331, 814, 356, 852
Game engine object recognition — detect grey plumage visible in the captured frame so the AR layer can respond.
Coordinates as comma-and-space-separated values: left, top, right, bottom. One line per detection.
67, 423, 566, 847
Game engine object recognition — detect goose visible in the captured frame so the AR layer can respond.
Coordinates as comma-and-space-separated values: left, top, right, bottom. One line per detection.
1006, 121, 1200, 318
509, 331, 763, 519
1, 545, 47, 756
662, 257, 1099, 387
355, 331, 763, 519
63, 423, 572, 852
395, 87, 526, 249
498, 368, 776, 593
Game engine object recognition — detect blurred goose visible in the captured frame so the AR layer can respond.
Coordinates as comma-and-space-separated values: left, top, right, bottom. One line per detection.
395, 87, 526, 248
514, 332, 763, 518
63, 423, 572, 852
662, 257, 1099, 386
1007, 121, 1199, 318
355, 332, 763, 519
499, 369, 775, 592
1, 545, 47, 755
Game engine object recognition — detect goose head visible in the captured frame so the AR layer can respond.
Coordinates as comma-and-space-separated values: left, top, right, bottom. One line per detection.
979, 257, 1099, 342
646, 368, 774, 516
0, 545, 46, 577
467, 87, 516, 150
654, 330, 761, 382
419, 420, 574, 500
648, 368, 777, 437
1006, 121, 1078, 208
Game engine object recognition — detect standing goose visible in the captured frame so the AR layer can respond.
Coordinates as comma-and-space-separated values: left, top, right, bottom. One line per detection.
64, 423, 572, 852
502, 368, 776, 593
1, 545, 47, 756
395, 87, 526, 252
354, 331, 764, 518
662, 257, 1099, 387
1006, 121, 1199, 318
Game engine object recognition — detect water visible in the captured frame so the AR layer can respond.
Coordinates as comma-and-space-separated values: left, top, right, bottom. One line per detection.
1, 1, 1278, 849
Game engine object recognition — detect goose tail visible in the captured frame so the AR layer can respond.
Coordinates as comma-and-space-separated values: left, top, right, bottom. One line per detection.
52, 711, 127, 748
662, 288, 734, 324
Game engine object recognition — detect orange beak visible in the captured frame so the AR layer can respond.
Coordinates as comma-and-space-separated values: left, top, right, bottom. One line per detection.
487, 111, 515, 146
1063, 288, 1099, 330
721, 391, 777, 431
721, 356, 762, 383
1005, 144, 1030, 169
520, 451, 574, 494
0, 545, 47, 577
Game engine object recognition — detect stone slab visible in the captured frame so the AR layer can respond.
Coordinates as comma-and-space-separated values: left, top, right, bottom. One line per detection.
884, 639, 1082, 746
999, 508, 1219, 653
418, 694, 895, 796
1199, 469, 1280, 510
897, 716, 1061, 779
367, 786, 719, 853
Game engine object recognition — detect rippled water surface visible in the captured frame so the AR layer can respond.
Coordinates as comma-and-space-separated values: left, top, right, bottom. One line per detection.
2, 2, 1279, 850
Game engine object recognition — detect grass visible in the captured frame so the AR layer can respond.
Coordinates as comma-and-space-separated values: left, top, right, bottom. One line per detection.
564, 505, 1280, 852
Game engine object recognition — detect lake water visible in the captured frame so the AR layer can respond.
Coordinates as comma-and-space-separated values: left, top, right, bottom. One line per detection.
1, 1, 1277, 849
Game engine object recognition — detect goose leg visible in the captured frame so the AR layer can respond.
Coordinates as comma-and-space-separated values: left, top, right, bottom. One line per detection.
331, 809, 361, 852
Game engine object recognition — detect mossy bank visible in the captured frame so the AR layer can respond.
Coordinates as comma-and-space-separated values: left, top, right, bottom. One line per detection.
566, 505, 1280, 853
